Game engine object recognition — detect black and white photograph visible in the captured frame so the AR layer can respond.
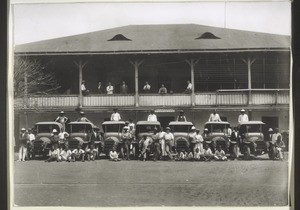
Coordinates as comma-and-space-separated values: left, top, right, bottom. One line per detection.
10, 1, 292, 209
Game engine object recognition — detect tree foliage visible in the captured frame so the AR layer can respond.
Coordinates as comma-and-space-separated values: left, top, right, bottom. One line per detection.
14, 57, 61, 97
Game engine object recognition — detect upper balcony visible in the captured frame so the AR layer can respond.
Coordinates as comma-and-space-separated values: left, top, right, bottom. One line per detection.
14, 89, 289, 110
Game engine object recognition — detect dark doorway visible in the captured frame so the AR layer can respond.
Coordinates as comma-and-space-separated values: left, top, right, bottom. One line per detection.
157, 116, 175, 130
261, 116, 279, 130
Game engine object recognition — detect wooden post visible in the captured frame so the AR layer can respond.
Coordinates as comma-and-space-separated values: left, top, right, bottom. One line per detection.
24, 70, 28, 108
74, 60, 87, 108
242, 56, 256, 105
185, 58, 199, 106
129, 59, 143, 107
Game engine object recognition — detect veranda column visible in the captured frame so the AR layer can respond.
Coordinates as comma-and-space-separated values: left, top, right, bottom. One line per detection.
74, 60, 87, 108
185, 58, 199, 106
242, 56, 256, 105
129, 59, 143, 107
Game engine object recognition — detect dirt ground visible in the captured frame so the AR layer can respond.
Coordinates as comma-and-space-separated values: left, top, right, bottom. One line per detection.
13, 154, 289, 207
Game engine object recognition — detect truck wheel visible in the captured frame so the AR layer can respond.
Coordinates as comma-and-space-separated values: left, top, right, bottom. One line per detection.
232, 144, 238, 159
243, 145, 250, 160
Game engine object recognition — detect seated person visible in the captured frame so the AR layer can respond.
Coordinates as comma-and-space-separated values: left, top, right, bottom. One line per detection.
59, 145, 72, 162
177, 150, 186, 161
71, 145, 85, 162
214, 145, 227, 161
203, 144, 214, 161
186, 151, 194, 161
275, 137, 285, 160
194, 148, 202, 161
85, 144, 98, 161
45, 144, 60, 162
109, 147, 121, 161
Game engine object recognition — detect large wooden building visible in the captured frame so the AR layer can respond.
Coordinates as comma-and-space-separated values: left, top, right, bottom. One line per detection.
14, 24, 290, 132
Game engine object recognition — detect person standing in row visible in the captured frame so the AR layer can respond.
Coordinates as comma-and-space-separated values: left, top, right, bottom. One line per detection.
27, 128, 35, 160
120, 81, 129, 94
97, 82, 104, 94
77, 111, 91, 122
81, 80, 89, 96
18, 128, 29, 162
147, 110, 157, 121
111, 108, 121, 121
208, 109, 221, 122
106, 82, 114, 94
163, 127, 174, 160
143, 81, 151, 93
238, 109, 249, 123
158, 84, 167, 94
152, 127, 161, 161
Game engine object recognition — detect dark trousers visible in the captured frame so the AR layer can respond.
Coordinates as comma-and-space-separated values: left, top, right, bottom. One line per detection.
153, 142, 161, 160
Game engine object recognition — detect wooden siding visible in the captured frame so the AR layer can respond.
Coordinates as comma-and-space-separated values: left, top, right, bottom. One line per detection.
139, 94, 191, 106
83, 95, 135, 107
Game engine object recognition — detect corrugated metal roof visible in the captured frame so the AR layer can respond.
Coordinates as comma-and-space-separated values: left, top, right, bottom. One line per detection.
15, 24, 290, 54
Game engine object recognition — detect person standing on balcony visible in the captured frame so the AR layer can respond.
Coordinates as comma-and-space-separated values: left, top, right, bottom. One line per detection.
81, 80, 89, 96
77, 111, 91, 122
17, 128, 29, 162
55, 111, 70, 131
97, 82, 104, 94
111, 108, 121, 121
120, 81, 129, 94
238, 109, 249, 124
147, 110, 157, 121
208, 109, 221, 122
143, 81, 151, 93
184, 80, 192, 94
106, 82, 114, 94
176, 110, 187, 122
158, 84, 167, 94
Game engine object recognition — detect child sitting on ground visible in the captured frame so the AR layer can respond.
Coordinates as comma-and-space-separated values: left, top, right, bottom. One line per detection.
86, 144, 98, 161
71, 144, 85, 162
186, 151, 194, 161
177, 150, 186, 161
203, 144, 214, 161
45, 144, 60, 162
214, 145, 227, 161
109, 147, 121, 161
59, 145, 72, 162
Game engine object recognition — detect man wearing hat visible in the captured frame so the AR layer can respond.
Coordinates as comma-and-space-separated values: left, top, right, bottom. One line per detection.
188, 126, 197, 155
77, 111, 91, 122
121, 126, 131, 160
27, 128, 35, 160
55, 111, 70, 131
147, 110, 157, 121
18, 128, 30, 162
176, 110, 187, 122
163, 127, 174, 160
238, 109, 249, 123
111, 108, 121, 121
194, 129, 204, 156
208, 109, 221, 122
265, 128, 274, 153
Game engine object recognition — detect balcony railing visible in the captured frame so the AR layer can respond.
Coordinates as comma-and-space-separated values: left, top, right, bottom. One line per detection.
14, 89, 289, 109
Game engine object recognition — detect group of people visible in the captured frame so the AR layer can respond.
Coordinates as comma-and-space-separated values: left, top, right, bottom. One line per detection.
81, 80, 194, 95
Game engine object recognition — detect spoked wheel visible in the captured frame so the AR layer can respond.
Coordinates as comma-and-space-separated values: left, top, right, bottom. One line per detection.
243, 145, 251, 160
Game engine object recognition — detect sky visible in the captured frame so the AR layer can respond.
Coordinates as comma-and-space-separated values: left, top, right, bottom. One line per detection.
13, 1, 291, 45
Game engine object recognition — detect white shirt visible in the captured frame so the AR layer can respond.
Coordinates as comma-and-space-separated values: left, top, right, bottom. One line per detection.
164, 133, 174, 141
72, 148, 85, 154
204, 148, 213, 155
271, 133, 282, 144
81, 84, 86, 91
111, 112, 121, 121
59, 131, 69, 140
109, 151, 118, 159
60, 149, 72, 159
208, 113, 221, 122
28, 133, 35, 142
195, 134, 204, 143
238, 114, 249, 123
215, 150, 225, 157
187, 83, 192, 90
106, 85, 114, 94
143, 84, 151, 90
147, 114, 157, 121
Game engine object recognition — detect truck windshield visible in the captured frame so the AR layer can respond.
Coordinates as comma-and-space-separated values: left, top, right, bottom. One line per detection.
103, 124, 124, 133
137, 125, 160, 133
70, 124, 92, 133
246, 124, 262, 133
36, 124, 60, 133
171, 125, 191, 133
205, 124, 228, 133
